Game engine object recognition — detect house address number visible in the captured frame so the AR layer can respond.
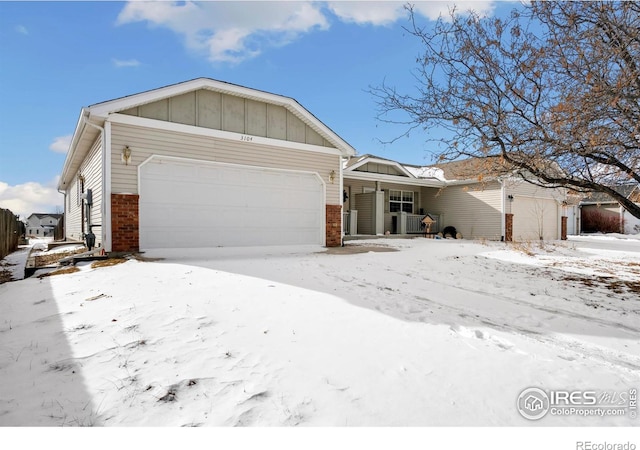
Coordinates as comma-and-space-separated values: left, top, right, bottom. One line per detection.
240, 135, 253, 142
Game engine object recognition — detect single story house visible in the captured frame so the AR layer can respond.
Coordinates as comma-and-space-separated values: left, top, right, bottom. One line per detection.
580, 184, 640, 234
343, 155, 568, 241
58, 78, 356, 252
25, 213, 63, 237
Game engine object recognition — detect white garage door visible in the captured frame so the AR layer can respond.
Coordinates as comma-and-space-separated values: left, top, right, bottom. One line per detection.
139, 156, 325, 249
512, 196, 559, 241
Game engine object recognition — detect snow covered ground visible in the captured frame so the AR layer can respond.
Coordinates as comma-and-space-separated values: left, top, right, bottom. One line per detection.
0, 235, 638, 445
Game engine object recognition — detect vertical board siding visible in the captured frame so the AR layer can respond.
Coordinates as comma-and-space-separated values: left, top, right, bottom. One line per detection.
355, 192, 375, 235
343, 179, 376, 212
120, 89, 337, 149
197, 90, 222, 129
170, 92, 196, 126
110, 122, 341, 205
222, 94, 245, 134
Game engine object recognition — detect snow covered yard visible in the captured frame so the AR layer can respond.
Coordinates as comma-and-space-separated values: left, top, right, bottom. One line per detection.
0, 235, 639, 430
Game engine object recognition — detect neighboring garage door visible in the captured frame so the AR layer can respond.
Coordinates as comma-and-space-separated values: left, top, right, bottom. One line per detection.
512, 196, 559, 241
139, 156, 325, 249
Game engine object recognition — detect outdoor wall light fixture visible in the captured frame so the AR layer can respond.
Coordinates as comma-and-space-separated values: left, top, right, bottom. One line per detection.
121, 146, 132, 165
507, 194, 514, 201
329, 170, 336, 184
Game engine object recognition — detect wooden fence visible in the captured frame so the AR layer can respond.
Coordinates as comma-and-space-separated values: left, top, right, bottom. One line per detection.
0, 208, 21, 260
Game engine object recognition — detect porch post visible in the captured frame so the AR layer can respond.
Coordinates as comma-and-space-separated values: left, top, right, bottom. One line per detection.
399, 211, 407, 234
374, 191, 385, 235
505, 213, 514, 242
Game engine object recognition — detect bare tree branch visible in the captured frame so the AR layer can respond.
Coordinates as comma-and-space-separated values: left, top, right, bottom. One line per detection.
371, 1, 640, 219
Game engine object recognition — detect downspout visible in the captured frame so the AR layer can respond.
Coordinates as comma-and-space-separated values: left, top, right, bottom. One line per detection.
83, 117, 107, 251
499, 178, 506, 241
340, 156, 345, 246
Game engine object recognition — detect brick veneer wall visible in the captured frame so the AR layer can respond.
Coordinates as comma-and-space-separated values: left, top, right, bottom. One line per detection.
561, 216, 568, 241
505, 213, 513, 242
326, 204, 342, 247
111, 194, 139, 252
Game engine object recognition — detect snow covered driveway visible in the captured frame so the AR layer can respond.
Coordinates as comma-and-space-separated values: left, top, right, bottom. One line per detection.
0, 236, 638, 426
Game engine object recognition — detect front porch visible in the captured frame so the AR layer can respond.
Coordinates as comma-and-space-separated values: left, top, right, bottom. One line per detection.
342, 178, 442, 237
343, 210, 434, 236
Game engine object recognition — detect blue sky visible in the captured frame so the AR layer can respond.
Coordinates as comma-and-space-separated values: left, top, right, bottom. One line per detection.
0, 1, 508, 217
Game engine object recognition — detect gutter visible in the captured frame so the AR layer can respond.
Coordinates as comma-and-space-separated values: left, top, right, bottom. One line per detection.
58, 108, 90, 191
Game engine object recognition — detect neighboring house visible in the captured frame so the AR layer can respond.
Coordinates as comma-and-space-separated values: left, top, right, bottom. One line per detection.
343, 154, 568, 241
580, 184, 640, 234
25, 213, 62, 237
58, 78, 356, 252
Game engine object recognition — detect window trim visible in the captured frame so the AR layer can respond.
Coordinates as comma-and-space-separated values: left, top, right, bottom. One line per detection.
389, 189, 414, 213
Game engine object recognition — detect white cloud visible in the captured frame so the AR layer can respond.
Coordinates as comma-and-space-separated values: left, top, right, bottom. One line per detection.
15, 25, 28, 35
0, 178, 63, 219
326, 2, 407, 26
112, 58, 142, 68
49, 135, 72, 154
116, 1, 497, 64
117, 1, 329, 64
412, 1, 497, 20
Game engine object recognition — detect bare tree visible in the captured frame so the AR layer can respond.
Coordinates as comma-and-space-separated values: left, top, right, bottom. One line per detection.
372, 1, 640, 219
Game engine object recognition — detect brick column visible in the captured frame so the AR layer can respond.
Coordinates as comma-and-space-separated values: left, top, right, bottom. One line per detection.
326, 204, 342, 247
561, 216, 568, 240
505, 213, 513, 242
111, 194, 139, 252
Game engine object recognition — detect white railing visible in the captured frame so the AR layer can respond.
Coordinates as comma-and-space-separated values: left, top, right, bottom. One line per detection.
406, 214, 425, 234
343, 211, 351, 235
343, 210, 358, 235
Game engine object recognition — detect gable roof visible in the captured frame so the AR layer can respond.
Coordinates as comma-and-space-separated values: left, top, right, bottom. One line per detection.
344, 154, 512, 185
580, 183, 640, 205
430, 157, 513, 182
59, 78, 356, 189
28, 213, 62, 220
345, 154, 417, 178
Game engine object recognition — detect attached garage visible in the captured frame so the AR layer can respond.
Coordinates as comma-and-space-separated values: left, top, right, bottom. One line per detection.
512, 196, 559, 241
58, 78, 356, 252
139, 156, 325, 249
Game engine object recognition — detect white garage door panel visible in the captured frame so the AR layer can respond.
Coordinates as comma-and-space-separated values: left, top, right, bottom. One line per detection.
513, 197, 559, 241
139, 157, 325, 249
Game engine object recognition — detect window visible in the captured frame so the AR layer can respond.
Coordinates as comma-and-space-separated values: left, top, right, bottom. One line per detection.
389, 190, 414, 213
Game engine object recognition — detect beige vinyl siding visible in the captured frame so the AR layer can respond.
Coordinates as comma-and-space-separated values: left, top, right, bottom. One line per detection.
120, 90, 336, 149
505, 179, 566, 201
65, 175, 82, 241
65, 136, 103, 246
110, 122, 341, 205
426, 181, 503, 240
